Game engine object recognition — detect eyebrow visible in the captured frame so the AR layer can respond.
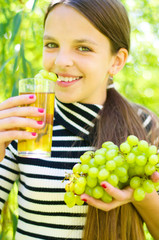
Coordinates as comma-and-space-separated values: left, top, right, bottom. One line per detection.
43, 35, 98, 46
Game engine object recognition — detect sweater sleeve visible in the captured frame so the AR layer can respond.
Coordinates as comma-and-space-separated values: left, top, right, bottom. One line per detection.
0, 141, 20, 216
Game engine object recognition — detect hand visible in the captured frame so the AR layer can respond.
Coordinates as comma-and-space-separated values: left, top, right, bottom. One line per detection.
80, 171, 159, 212
0, 95, 45, 161
80, 181, 134, 211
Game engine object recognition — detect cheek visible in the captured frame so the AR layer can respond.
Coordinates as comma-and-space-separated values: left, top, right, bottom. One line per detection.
43, 52, 54, 70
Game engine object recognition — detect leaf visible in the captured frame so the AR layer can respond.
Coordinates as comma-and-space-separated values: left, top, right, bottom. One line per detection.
13, 55, 19, 74
0, 55, 16, 73
9, 12, 22, 46
20, 41, 28, 78
32, 0, 38, 11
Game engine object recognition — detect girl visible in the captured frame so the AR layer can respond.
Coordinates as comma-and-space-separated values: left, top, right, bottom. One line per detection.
0, 0, 159, 239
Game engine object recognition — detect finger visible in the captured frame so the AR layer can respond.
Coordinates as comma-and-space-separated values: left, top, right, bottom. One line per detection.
100, 181, 133, 201
0, 95, 36, 111
0, 106, 45, 119
150, 171, 159, 183
80, 193, 130, 212
0, 130, 37, 143
0, 117, 44, 131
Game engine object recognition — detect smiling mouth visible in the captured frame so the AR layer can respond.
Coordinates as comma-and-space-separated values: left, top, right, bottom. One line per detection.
57, 76, 82, 82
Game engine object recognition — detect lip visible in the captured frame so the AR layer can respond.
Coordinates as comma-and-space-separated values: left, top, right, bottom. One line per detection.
57, 73, 81, 78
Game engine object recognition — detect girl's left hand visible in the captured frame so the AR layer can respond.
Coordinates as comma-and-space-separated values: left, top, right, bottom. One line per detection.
80, 171, 159, 212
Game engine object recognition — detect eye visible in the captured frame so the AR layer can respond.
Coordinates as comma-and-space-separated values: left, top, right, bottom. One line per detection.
44, 42, 58, 48
78, 46, 92, 52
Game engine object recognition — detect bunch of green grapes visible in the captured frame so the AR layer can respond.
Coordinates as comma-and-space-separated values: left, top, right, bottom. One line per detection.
64, 135, 159, 207
34, 69, 57, 82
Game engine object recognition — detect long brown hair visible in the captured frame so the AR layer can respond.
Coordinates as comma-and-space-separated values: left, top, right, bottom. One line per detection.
44, 1, 155, 239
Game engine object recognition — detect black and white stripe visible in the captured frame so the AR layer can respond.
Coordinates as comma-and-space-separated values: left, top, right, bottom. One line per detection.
0, 99, 158, 239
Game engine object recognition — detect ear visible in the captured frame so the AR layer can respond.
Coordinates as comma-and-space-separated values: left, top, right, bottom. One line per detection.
108, 48, 128, 76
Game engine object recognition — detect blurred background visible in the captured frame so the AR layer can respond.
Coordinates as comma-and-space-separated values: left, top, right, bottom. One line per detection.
0, 0, 159, 239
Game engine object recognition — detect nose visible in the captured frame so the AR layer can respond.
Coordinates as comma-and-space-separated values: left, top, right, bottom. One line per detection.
54, 49, 73, 67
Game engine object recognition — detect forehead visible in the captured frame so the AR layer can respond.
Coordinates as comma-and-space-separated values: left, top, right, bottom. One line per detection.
44, 4, 108, 43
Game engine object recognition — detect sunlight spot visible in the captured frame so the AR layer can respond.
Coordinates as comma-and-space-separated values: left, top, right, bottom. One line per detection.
144, 88, 154, 98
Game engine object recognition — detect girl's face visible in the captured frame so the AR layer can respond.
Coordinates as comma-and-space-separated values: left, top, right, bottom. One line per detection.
43, 4, 116, 104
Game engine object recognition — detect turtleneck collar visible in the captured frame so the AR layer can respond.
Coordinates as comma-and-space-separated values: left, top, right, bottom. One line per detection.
54, 98, 103, 142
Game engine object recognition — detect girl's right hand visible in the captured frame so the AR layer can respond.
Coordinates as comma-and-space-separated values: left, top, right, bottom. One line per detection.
0, 94, 45, 161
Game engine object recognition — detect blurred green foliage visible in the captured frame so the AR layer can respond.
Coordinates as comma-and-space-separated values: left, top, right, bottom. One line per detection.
0, 0, 159, 239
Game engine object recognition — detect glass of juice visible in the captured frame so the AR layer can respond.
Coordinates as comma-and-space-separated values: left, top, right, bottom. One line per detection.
18, 76, 56, 158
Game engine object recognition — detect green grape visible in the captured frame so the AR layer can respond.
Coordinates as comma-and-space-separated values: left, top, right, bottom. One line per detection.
144, 163, 156, 175
134, 165, 145, 176
73, 163, 81, 173
130, 176, 141, 189
119, 175, 129, 183
120, 141, 131, 154
81, 164, 89, 173
105, 160, 116, 171
89, 158, 98, 168
95, 148, 107, 156
74, 183, 85, 195
66, 201, 76, 208
86, 176, 98, 188
148, 154, 158, 165
65, 182, 75, 192
138, 140, 149, 153
98, 168, 110, 181
131, 146, 140, 156
127, 135, 139, 147
98, 165, 106, 170
88, 167, 99, 178
128, 167, 136, 178
115, 166, 127, 177
105, 149, 118, 161
39, 69, 50, 78
101, 191, 112, 203
135, 155, 147, 166
80, 154, 91, 164
48, 72, 57, 81
154, 182, 159, 191
142, 179, 155, 193
94, 154, 106, 165
76, 176, 87, 186
64, 192, 75, 204
75, 195, 84, 206
133, 187, 145, 201
108, 174, 119, 187
126, 152, 136, 164
92, 186, 104, 199
85, 185, 93, 196
147, 145, 157, 156
113, 155, 124, 166
83, 151, 95, 157
102, 141, 114, 149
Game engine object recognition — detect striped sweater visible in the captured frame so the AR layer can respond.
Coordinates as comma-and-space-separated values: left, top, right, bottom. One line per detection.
0, 98, 158, 240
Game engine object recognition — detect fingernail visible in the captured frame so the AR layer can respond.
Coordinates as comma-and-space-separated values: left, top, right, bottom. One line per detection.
31, 132, 37, 136
37, 121, 43, 125
29, 95, 34, 99
81, 198, 87, 202
101, 183, 107, 189
38, 108, 44, 113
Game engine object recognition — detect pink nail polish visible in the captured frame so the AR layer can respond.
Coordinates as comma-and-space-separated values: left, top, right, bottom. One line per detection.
101, 183, 107, 189
37, 121, 43, 125
38, 108, 44, 113
81, 198, 87, 202
31, 132, 36, 136
29, 95, 34, 99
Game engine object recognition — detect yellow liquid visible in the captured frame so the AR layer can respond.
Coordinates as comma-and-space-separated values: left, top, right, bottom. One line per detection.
18, 92, 55, 157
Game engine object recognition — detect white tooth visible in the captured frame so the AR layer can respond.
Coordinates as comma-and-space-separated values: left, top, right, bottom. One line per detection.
58, 76, 80, 82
